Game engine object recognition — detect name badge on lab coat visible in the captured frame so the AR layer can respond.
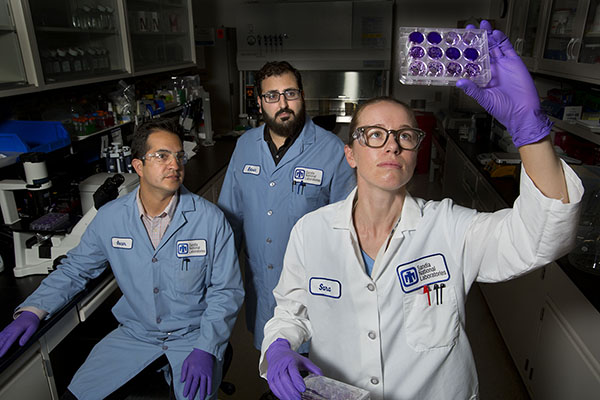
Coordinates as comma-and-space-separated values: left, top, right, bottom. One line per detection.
293, 167, 323, 186
176, 239, 207, 258
309, 277, 341, 299
112, 237, 133, 249
243, 164, 261, 175
396, 253, 450, 293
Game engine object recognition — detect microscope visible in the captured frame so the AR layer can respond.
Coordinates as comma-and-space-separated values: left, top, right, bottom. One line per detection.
0, 153, 138, 277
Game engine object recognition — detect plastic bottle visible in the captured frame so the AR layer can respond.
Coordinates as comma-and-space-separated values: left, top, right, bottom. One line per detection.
87, 48, 98, 71
77, 47, 90, 72
122, 146, 133, 173
109, 147, 119, 173
49, 49, 61, 75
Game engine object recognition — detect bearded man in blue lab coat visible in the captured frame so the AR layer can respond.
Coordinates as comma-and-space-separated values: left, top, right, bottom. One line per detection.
0, 119, 244, 400
218, 61, 356, 355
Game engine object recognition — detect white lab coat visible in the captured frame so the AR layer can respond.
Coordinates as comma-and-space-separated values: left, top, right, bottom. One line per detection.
260, 161, 583, 400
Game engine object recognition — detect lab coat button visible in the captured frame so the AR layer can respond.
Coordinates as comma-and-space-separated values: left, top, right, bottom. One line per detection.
153, 287, 159, 294
267, 264, 274, 270
368, 331, 376, 340
156, 317, 161, 324
267, 210, 273, 216
367, 283, 375, 291
162, 345, 168, 350
152, 257, 158, 263
266, 238, 272, 243
269, 181, 276, 187
370, 377, 379, 385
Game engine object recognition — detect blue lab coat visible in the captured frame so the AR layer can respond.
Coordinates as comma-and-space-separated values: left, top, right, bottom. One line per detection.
218, 118, 356, 349
19, 186, 244, 400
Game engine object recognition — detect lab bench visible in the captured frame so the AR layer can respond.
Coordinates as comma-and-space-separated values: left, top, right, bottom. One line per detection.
442, 131, 600, 399
0, 137, 237, 398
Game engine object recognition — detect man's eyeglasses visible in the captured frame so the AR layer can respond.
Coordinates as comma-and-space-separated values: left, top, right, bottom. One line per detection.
352, 126, 426, 150
260, 89, 302, 103
142, 150, 188, 165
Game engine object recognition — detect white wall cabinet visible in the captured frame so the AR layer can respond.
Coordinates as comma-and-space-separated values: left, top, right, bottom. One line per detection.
0, 0, 196, 98
506, 0, 600, 85
443, 136, 600, 399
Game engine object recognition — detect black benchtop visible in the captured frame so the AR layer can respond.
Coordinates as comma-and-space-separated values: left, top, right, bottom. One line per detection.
0, 137, 238, 374
446, 131, 600, 313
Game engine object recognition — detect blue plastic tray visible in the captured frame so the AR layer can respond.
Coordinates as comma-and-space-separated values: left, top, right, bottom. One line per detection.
0, 120, 71, 154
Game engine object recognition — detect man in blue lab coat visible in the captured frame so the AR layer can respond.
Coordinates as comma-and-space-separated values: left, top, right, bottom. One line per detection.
0, 119, 244, 400
218, 61, 356, 354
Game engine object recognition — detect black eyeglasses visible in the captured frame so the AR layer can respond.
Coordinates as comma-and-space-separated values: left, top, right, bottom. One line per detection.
352, 126, 426, 150
260, 89, 302, 103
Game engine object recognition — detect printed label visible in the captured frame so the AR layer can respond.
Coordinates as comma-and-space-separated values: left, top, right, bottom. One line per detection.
309, 277, 341, 299
176, 239, 207, 258
112, 237, 133, 249
293, 167, 323, 186
396, 253, 450, 293
243, 164, 261, 175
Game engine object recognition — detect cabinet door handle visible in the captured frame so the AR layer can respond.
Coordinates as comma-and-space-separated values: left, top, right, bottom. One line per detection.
566, 38, 575, 60
571, 38, 581, 61
515, 38, 522, 55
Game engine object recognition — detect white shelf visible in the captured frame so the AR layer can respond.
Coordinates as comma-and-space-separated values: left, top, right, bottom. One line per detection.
549, 116, 600, 146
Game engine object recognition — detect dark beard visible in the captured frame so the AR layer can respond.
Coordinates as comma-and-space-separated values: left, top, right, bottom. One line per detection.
263, 102, 306, 138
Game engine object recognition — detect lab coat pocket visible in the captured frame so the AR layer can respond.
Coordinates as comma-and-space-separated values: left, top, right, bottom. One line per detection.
289, 185, 324, 220
174, 258, 208, 294
404, 286, 459, 351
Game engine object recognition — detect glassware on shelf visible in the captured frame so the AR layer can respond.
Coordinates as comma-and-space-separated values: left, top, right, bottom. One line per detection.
68, 48, 83, 72
57, 48, 71, 73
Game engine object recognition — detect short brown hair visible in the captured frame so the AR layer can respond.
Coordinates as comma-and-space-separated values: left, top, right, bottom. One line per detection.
348, 97, 418, 144
255, 61, 303, 96
131, 118, 182, 161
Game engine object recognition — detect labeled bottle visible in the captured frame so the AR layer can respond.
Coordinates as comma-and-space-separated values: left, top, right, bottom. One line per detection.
69, 48, 82, 72
122, 146, 133, 173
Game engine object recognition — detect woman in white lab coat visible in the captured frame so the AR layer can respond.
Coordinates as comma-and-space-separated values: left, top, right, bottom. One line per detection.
258, 21, 584, 400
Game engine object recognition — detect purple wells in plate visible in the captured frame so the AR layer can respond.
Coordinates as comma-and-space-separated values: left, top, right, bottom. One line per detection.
427, 61, 444, 76
409, 46, 425, 59
409, 60, 427, 76
463, 48, 480, 61
409, 31, 425, 44
426, 31, 442, 45
444, 31, 460, 45
464, 63, 482, 77
427, 46, 443, 59
445, 47, 461, 60
446, 62, 463, 76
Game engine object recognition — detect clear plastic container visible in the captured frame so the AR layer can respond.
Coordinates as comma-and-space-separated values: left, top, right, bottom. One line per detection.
301, 374, 370, 400
399, 27, 492, 87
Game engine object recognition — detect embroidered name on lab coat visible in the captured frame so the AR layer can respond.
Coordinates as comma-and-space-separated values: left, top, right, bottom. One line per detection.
293, 167, 323, 186
176, 239, 207, 257
396, 253, 450, 293
243, 164, 261, 175
112, 237, 133, 249
309, 277, 341, 299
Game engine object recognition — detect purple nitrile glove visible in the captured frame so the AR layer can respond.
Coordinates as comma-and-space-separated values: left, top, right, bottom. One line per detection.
180, 348, 214, 400
456, 20, 552, 147
266, 338, 323, 400
0, 311, 40, 357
